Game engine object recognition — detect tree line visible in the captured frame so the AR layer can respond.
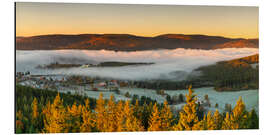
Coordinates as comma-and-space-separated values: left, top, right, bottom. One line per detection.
15, 85, 258, 133
195, 54, 259, 91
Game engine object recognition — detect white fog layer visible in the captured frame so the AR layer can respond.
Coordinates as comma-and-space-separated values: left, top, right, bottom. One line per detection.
16, 48, 258, 81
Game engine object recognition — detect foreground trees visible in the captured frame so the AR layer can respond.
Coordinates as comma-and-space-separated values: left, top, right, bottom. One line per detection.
15, 85, 258, 133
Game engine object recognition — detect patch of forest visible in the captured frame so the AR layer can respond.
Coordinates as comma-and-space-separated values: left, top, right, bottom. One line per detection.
195, 54, 259, 91
15, 85, 258, 133
97, 61, 154, 67
36, 61, 154, 69
130, 54, 258, 91
36, 62, 81, 69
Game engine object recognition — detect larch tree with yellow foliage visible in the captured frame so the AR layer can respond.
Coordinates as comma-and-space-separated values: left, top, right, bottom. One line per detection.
122, 100, 144, 131
80, 99, 96, 132
31, 98, 39, 122
42, 93, 69, 133
173, 85, 202, 130
148, 103, 161, 131
222, 97, 248, 130
212, 109, 222, 130
94, 93, 107, 132
160, 101, 173, 131
201, 110, 222, 130
106, 95, 118, 132
115, 100, 125, 132
67, 102, 83, 132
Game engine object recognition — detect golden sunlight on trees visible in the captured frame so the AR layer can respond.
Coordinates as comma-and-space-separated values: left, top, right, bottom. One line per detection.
15, 85, 258, 133
222, 97, 248, 130
31, 98, 38, 121
173, 85, 202, 130
148, 103, 161, 131
42, 93, 68, 133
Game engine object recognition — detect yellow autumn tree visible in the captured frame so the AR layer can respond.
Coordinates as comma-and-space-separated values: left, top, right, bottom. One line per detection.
80, 99, 96, 132
173, 85, 202, 130
212, 109, 222, 130
222, 97, 248, 129
148, 103, 161, 131
122, 100, 144, 131
160, 100, 173, 131
200, 110, 222, 130
42, 93, 68, 133
115, 100, 125, 132
67, 102, 83, 132
31, 98, 39, 122
106, 95, 118, 132
94, 93, 107, 132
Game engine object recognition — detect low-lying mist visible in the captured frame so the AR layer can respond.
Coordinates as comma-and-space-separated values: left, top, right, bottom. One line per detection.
16, 48, 258, 81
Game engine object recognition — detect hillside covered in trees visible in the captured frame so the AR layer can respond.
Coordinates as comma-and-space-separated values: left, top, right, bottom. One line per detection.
195, 54, 259, 91
15, 85, 258, 133
125, 54, 259, 91
16, 34, 258, 51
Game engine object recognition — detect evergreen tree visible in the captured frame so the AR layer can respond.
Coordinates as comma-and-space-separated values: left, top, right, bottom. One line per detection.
148, 103, 161, 131
31, 98, 39, 121
106, 95, 117, 132
67, 102, 83, 132
115, 100, 125, 132
212, 109, 222, 130
173, 85, 202, 130
160, 101, 173, 131
222, 97, 248, 129
95, 93, 107, 132
80, 99, 96, 132
123, 100, 144, 131
246, 109, 259, 129
42, 93, 68, 133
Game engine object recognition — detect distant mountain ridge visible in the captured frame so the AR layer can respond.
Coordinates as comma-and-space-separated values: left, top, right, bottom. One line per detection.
16, 34, 258, 51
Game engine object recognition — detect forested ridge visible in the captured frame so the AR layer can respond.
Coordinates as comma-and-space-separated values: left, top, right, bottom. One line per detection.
16, 34, 258, 51
196, 54, 259, 91
15, 85, 258, 133
126, 54, 259, 91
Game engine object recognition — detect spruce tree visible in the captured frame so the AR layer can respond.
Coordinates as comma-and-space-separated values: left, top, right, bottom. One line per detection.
160, 101, 173, 131
42, 93, 68, 133
173, 85, 202, 130
95, 93, 107, 132
80, 99, 96, 132
148, 103, 161, 131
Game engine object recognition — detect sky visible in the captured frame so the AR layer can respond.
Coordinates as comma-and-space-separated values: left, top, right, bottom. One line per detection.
16, 2, 259, 39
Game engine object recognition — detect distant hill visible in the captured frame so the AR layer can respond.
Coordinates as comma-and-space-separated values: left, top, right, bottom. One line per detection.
195, 54, 259, 91
16, 34, 259, 51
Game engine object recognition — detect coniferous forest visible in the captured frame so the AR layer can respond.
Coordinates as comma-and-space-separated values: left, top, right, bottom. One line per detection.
15, 85, 258, 133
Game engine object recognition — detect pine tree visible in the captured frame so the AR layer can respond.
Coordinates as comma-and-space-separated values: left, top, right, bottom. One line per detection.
212, 109, 222, 130
246, 109, 259, 129
31, 98, 39, 120
94, 93, 107, 132
160, 101, 173, 131
148, 103, 161, 131
67, 102, 83, 132
222, 97, 248, 129
123, 100, 144, 131
106, 95, 117, 132
201, 110, 222, 130
115, 100, 125, 132
42, 93, 68, 133
80, 99, 96, 132
173, 85, 202, 130
16, 110, 25, 133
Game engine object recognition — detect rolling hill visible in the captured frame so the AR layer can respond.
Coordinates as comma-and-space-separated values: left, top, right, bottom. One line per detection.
16, 34, 258, 51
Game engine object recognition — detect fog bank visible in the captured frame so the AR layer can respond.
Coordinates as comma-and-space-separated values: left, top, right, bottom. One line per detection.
16, 48, 258, 81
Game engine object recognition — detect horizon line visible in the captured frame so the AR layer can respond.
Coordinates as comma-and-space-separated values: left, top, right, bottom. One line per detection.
16, 33, 259, 40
